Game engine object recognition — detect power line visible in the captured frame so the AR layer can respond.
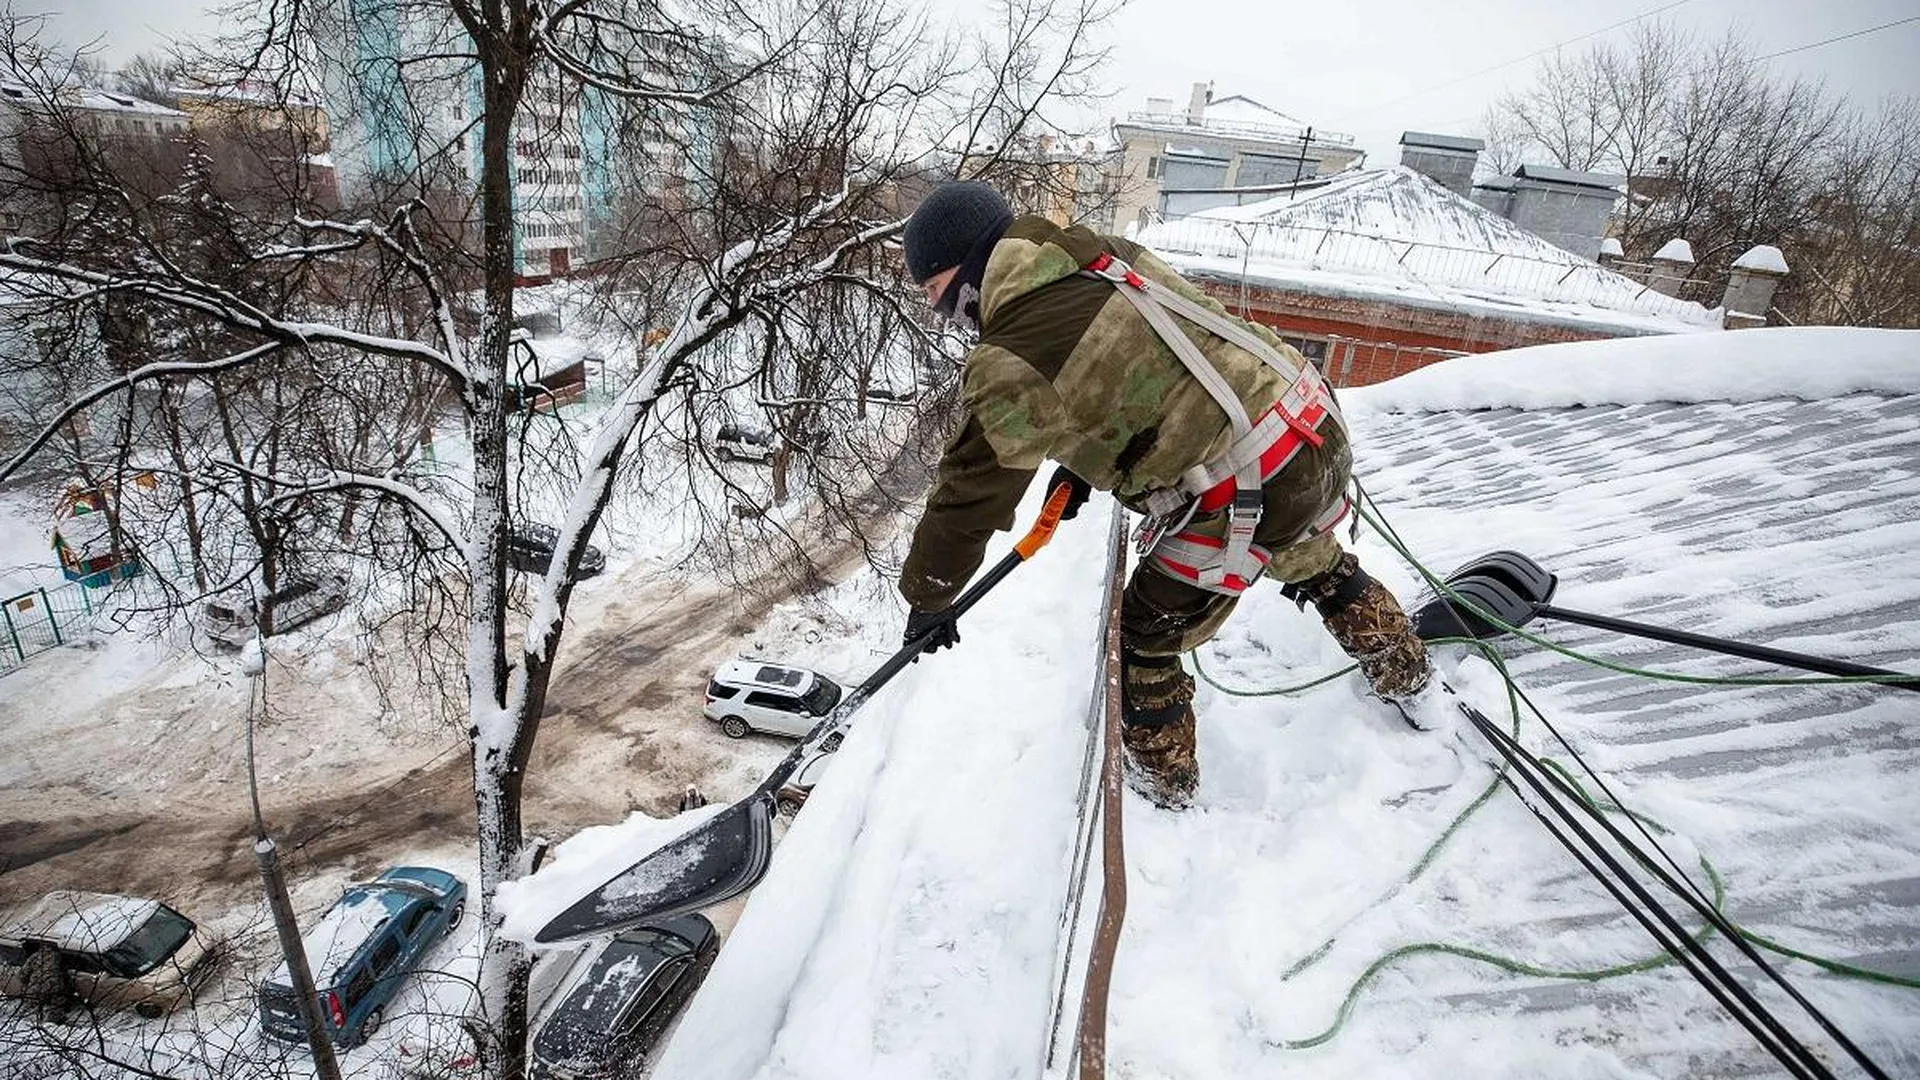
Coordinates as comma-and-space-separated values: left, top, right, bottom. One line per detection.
1748, 15, 1920, 63
1346, 0, 1702, 118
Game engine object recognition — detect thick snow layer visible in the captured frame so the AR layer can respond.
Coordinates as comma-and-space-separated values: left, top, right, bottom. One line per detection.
1344, 327, 1920, 413
1653, 238, 1697, 263
1733, 244, 1790, 274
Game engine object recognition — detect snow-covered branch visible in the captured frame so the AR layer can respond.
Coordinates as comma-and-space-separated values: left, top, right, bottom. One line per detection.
294, 209, 469, 373
0, 248, 472, 388
0, 342, 285, 484
214, 461, 466, 554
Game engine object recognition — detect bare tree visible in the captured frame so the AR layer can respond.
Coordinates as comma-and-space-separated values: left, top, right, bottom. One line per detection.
2, 0, 1116, 1074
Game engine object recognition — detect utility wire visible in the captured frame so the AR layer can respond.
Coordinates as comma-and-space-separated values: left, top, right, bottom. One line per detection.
1345, 0, 1701, 118
1748, 15, 1920, 63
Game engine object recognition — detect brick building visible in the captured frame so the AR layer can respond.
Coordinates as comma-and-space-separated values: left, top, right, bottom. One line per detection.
1134, 165, 1720, 387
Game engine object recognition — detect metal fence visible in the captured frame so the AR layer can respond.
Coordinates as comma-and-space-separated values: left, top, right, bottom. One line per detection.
0, 580, 103, 672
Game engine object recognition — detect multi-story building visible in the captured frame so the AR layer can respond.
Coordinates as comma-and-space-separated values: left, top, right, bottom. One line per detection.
0, 81, 190, 234
172, 80, 337, 207
1103, 83, 1364, 235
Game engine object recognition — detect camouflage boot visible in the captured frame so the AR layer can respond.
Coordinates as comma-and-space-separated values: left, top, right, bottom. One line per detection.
1293, 553, 1433, 702
1120, 654, 1200, 809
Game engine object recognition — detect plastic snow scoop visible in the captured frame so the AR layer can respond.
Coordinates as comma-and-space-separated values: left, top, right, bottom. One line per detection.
1412, 549, 1920, 692
535, 482, 1079, 944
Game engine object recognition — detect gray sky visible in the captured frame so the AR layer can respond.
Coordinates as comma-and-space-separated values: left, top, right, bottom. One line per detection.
24, 0, 1920, 164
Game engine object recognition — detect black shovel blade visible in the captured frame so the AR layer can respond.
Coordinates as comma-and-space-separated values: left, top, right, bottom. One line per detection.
1412, 550, 1559, 641
535, 793, 776, 944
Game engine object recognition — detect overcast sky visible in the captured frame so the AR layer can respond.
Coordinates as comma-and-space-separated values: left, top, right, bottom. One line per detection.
23, 0, 1920, 164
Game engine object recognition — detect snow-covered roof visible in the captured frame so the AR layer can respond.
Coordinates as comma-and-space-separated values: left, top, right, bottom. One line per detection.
1119, 93, 1354, 147
173, 80, 325, 110
1136, 166, 1719, 337
515, 334, 594, 383
552, 326, 1920, 1079
0, 81, 184, 119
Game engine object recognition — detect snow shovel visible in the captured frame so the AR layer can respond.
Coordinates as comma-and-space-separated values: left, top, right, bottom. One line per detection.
1412, 549, 1920, 692
535, 482, 1080, 944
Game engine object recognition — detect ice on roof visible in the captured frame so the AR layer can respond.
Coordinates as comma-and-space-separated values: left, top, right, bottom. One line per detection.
1137, 167, 1718, 336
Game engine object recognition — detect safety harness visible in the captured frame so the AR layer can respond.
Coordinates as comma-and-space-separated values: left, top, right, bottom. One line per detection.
1081, 251, 1350, 595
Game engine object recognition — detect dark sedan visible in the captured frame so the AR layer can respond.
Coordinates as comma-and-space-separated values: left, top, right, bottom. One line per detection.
529, 913, 719, 1079
506, 524, 606, 578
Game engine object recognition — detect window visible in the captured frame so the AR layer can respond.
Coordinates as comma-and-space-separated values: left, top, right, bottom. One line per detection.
343, 964, 377, 1008
368, 937, 401, 975
707, 681, 739, 699
744, 691, 801, 712
402, 905, 431, 938
1145, 156, 1160, 180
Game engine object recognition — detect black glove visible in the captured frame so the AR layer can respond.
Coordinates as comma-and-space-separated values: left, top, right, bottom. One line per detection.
1047, 465, 1092, 520
903, 606, 961, 656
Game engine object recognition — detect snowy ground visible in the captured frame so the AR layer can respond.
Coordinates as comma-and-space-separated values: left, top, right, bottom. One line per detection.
492, 327, 1919, 1080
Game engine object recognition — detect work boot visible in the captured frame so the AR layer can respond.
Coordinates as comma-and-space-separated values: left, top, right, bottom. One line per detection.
1121, 655, 1199, 809
1294, 553, 1433, 702
1122, 709, 1199, 809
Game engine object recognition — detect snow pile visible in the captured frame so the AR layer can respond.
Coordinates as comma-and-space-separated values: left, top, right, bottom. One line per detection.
1345, 326, 1920, 413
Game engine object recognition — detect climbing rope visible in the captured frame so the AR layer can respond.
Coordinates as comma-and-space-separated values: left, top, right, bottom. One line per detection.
1190, 504, 1920, 1057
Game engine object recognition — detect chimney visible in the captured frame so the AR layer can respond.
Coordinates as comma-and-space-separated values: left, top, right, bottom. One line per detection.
1722, 244, 1789, 329
1597, 237, 1625, 268
1648, 237, 1695, 297
1398, 132, 1483, 198
1187, 81, 1211, 125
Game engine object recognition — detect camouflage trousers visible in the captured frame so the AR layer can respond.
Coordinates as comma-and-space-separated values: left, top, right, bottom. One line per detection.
1119, 519, 1431, 722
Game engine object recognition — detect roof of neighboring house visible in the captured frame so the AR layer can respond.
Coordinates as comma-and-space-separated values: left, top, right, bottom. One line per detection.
0, 80, 184, 119
1400, 131, 1485, 153
1514, 163, 1626, 190
1135, 165, 1720, 337
1117, 93, 1356, 148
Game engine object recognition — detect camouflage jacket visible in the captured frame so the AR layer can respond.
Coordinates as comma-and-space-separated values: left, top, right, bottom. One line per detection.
900, 215, 1326, 611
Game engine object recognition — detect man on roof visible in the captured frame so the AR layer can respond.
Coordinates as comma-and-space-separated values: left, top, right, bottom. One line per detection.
896, 180, 1440, 810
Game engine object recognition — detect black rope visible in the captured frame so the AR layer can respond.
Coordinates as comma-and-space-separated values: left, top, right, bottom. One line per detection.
1464, 704, 1838, 1080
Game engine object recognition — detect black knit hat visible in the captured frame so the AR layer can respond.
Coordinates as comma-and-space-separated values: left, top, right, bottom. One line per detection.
903, 181, 1014, 284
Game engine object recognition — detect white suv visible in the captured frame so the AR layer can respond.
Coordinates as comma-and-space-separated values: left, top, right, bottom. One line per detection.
704, 661, 845, 741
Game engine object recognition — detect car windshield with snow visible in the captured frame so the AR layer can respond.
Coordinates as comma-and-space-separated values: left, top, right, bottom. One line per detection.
0, 890, 221, 1017
529, 914, 718, 1079
703, 661, 845, 741
258, 865, 465, 1048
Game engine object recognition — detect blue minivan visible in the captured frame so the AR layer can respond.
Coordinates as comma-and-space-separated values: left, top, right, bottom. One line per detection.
259, 866, 467, 1048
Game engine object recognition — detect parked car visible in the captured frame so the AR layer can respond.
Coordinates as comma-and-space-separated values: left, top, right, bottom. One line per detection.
712, 424, 776, 464
259, 866, 466, 1049
528, 914, 719, 1079
703, 661, 845, 741
202, 575, 347, 649
507, 524, 607, 578
0, 890, 223, 1018
775, 742, 837, 817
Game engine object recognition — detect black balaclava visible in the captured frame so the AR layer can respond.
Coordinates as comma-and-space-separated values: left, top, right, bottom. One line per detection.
933, 212, 1012, 337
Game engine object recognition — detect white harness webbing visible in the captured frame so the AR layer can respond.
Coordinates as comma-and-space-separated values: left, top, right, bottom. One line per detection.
1081, 252, 1347, 592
